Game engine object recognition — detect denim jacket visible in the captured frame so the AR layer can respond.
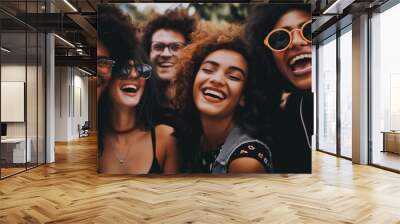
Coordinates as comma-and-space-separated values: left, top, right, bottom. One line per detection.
212, 126, 273, 174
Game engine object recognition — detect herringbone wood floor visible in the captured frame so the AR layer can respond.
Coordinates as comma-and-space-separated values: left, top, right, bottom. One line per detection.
1, 135, 400, 224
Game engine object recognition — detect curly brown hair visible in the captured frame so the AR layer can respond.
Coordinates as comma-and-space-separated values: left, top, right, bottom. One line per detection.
174, 23, 243, 109
174, 23, 264, 172
141, 8, 198, 55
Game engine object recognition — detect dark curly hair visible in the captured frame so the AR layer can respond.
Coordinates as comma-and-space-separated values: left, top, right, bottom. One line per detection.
244, 3, 310, 142
141, 8, 198, 56
98, 4, 144, 69
97, 4, 159, 157
245, 3, 310, 93
174, 23, 264, 172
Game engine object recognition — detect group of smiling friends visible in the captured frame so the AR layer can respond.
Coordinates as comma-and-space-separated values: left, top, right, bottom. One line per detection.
96, 3, 313, 174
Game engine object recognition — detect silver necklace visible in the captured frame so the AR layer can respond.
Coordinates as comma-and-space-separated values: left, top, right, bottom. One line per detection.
109, 126, 136, 165
112, 147, 131, 165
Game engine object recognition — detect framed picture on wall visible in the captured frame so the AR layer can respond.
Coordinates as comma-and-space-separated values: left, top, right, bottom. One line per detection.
1, 81, 25, 122
96, 2, 313, 174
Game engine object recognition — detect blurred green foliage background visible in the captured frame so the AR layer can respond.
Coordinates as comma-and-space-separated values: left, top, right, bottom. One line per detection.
118, 3, 250, 25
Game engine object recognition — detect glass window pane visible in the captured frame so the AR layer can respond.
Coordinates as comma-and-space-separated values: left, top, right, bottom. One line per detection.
312, 45, 317, 150
318, 36, 337, 154
27, 31, 38, 169
1, 0, 46, 179
340, 29, 352, 158
38, 32, 45, 165
1, 31, 27, 177
371, 4, 400, 171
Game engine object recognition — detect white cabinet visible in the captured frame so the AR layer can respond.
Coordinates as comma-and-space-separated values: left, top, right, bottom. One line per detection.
1, 138, 32, 163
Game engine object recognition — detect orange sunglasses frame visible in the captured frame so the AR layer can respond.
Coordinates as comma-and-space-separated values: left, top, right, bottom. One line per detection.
264, 20, 312, 52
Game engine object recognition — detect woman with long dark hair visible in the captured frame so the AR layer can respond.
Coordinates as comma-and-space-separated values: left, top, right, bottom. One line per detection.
175, 24, 272, 173
245, 4, 313, 173
97, 5, 178, 174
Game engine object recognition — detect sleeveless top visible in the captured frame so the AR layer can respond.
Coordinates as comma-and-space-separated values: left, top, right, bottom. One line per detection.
211, 126, 273, 174
191, 126, 272, 173
198, 141, 271, 173
149, 127, 162, 173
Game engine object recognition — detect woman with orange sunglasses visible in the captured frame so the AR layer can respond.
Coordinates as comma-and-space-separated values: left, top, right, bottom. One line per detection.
245, 4, 313, 173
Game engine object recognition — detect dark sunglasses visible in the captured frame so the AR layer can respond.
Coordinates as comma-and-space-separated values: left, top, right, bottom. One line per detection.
97, 58, 152, 80
113, 62, 152, 80
264, 20, 312, 52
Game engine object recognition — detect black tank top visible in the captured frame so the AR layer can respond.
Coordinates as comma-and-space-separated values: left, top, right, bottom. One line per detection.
148, 127, 162, 173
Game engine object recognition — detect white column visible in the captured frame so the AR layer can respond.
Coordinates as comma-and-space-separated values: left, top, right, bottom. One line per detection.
46, 1, 55, 163
46, 33, 55, 163
352, 14, 369, 164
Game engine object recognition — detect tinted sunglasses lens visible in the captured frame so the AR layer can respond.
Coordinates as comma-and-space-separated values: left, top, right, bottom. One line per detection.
302, 22, 312, 42
112, 66, 129, 78
137, 64, 152, 79
268, 30, 290, 51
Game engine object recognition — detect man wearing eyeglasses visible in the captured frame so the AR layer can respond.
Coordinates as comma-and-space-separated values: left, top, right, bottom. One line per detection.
142, 8, 197, 106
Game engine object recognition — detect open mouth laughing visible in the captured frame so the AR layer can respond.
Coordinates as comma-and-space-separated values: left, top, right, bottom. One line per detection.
288, 53, 311, 76
120, 83, 138, 95
202, 87, 227, 102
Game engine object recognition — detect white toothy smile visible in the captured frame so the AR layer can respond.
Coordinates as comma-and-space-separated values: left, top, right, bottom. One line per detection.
159, 62, 174, 68
289, 53, 312, 66
288, 53, 312, 76
202, 87, 226, 100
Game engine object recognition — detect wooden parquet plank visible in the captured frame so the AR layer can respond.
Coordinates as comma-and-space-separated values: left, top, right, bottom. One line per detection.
1, 135, 400, 223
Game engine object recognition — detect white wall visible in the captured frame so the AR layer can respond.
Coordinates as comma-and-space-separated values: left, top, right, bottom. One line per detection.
1, 65, 26, 141
1, 63, 46, 164
1, 65, 39, 137
54, 67, 89, 141
1, 65, 26, 128
55, 66, 69, 141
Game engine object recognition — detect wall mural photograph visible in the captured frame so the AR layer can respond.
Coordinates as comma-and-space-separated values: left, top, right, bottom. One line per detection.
96, 2, 312, 175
